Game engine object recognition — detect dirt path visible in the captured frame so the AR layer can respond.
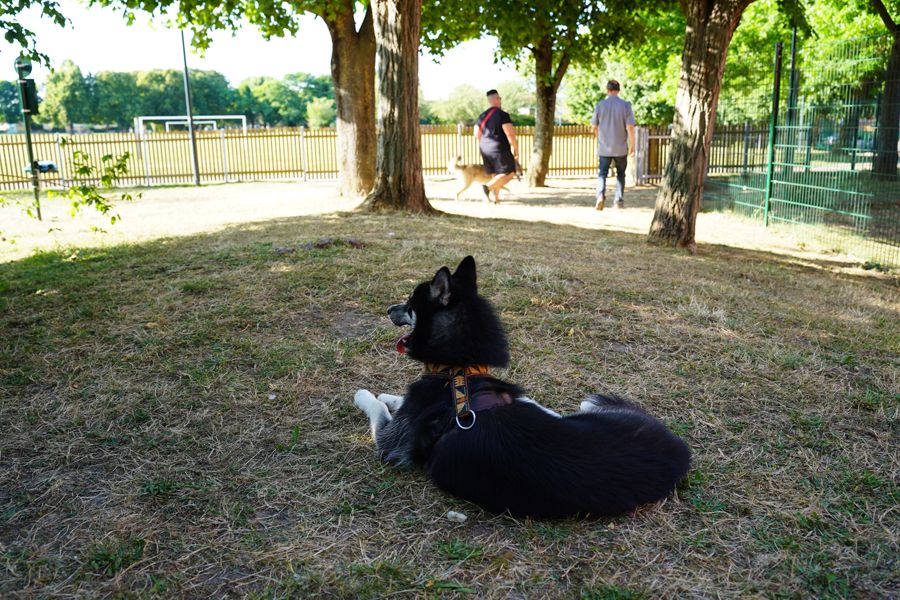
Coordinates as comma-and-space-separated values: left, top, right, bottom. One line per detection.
0, 178, 875, 268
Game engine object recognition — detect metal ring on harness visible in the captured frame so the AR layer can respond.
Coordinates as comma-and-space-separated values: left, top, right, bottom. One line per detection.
456, 409, 476, 430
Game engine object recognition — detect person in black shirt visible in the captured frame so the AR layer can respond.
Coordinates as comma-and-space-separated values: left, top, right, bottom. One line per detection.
474, 89, 519, 203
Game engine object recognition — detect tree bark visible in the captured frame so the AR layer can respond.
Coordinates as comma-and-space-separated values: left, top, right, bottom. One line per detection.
529, 37, 570, 187
325, 3, 377, 197
648, 0, 753, 250
873, 33, 900, 180
363, 0, 432, 212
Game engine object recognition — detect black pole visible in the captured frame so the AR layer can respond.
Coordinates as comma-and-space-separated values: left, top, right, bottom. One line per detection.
784, 26, 800, 174
15, 57, 41, 221
181, 30, 201, 186
763, 42, 783, 227
18, 79, 41, 220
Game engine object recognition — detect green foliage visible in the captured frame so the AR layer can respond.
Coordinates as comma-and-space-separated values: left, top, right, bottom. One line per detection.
92, 71, 142, 130
427, 80, 535, 125
1, 80, 21, 123
89, 0, 363, 52
562, 0, 884, 127
235, 73, 334, 127
581, 585, 646, 600
306, 97, 336, 128
1, 0, 68, 66
31, 62, 335, 130
432, 84, 484, 124
437, 539, 484, 561
424, 1, 670, 85
561, 6, 683, 125
418, 87, 438, 124
498, 79, 536, 123
563, 53, 681, 125
83, 537, 145, 577
11, 137, 142, 233
38, 60, 92, 131
717, 0, 796, 124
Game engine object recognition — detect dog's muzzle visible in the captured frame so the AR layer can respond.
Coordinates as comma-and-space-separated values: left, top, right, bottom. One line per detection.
387, 303, 413, 353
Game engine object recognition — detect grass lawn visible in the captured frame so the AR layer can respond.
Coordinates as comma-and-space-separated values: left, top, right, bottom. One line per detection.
1, 184, 898, 598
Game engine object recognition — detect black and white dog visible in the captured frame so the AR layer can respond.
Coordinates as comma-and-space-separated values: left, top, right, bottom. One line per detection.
353, 256, 690, 518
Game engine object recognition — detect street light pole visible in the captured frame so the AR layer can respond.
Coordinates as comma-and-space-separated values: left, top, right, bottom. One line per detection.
181, 30, 201, 186
15, 57, 41, 220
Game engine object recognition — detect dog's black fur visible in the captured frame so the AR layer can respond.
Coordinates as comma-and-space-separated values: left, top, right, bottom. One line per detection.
369, 256, 691, 518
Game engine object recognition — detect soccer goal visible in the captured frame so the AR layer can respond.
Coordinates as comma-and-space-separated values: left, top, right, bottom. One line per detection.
134, 115, 247, 136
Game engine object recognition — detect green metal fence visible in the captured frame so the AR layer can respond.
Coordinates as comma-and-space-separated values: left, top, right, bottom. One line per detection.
705, 32, 900, 269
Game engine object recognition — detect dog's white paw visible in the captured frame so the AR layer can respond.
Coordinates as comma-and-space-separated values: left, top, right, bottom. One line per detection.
377, 393, 404, 411
354, 389, 377, 411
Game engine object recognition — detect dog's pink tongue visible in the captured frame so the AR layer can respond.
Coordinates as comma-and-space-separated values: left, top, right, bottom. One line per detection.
396, 333, 411, 354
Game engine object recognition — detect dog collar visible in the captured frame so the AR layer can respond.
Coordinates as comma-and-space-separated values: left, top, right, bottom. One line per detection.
423, 363, 511, 429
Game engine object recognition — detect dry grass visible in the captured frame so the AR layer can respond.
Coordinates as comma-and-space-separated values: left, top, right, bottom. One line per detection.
1, 184, 898, 598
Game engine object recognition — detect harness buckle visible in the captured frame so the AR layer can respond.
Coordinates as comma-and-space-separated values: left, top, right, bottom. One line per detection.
455, 409, 476, 430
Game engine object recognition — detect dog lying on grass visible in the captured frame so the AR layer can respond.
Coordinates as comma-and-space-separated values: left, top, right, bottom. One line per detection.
353, 256, 691, 518
447, 156, 523, 202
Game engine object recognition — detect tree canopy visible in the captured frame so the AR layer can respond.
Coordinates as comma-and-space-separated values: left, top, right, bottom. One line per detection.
2, 65, 335, 129
1, 0, 67, 65
561, 0, 886, 127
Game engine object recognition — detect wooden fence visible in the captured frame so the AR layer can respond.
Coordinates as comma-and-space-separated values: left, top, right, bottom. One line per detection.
0, 125, 601, 190
0, 124, 770, 190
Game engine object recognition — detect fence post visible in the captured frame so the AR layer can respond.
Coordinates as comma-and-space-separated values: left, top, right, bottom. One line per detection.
220, 129, 229, 182
803, 99, 813, 172
634, 127, 647, 184
741, 122, 750, 175
140, 132, 151, 186
783, 26, 800, 175
54, 134, 67, 190
456, 123, 462, 163
299, 126, 308, 182
763, 41, 783, 227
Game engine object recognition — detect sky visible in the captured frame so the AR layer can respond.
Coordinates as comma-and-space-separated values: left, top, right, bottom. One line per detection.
3, 0, 521, 100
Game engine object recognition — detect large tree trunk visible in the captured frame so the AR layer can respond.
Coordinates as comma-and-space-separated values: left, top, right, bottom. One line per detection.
528, 38, 569, 187
363, 0, 432, 212
326, 3, 377, 197
873, 33, 900, 180
648, 0, 753, 250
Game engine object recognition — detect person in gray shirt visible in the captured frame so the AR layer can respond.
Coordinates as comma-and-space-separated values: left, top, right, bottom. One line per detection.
590, 80, 636, 210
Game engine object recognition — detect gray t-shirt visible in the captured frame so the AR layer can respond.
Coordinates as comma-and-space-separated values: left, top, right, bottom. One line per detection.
590, 95, 636, 157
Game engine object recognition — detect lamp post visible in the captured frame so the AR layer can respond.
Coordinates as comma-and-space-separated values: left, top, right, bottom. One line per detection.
181, 30, 201, 186
15, 56, 42, 220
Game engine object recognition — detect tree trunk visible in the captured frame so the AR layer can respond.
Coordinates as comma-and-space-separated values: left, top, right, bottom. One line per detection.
363, 0, 432, 212
528, 38, 569, 187
648, 0, 753, 250
873, 33, 900, 180
326, 3, 377, 197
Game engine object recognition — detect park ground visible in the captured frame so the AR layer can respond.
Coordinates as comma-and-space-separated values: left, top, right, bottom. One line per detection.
2, 178, 894, 268
1, 178, 898, 597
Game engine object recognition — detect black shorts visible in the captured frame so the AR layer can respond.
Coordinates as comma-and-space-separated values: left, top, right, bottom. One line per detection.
481, 149, 517, 175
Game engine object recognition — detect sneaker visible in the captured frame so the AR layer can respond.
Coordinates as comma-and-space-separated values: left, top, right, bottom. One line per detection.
595, 195, 605, 211
482, 185, 491, 202
612, 201, 624, 209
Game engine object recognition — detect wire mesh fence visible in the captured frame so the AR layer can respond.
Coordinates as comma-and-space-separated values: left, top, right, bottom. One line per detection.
703, 32, 900, 268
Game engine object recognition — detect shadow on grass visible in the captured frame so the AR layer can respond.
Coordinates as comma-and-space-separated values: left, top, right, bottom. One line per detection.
1, 212, 897, 598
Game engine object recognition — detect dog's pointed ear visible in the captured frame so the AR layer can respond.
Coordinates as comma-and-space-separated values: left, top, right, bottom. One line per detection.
430, 267, 452, 306
452, 256, 477, 292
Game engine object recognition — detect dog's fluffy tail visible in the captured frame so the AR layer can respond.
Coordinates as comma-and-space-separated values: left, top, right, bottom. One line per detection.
447, 156, 462, 175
